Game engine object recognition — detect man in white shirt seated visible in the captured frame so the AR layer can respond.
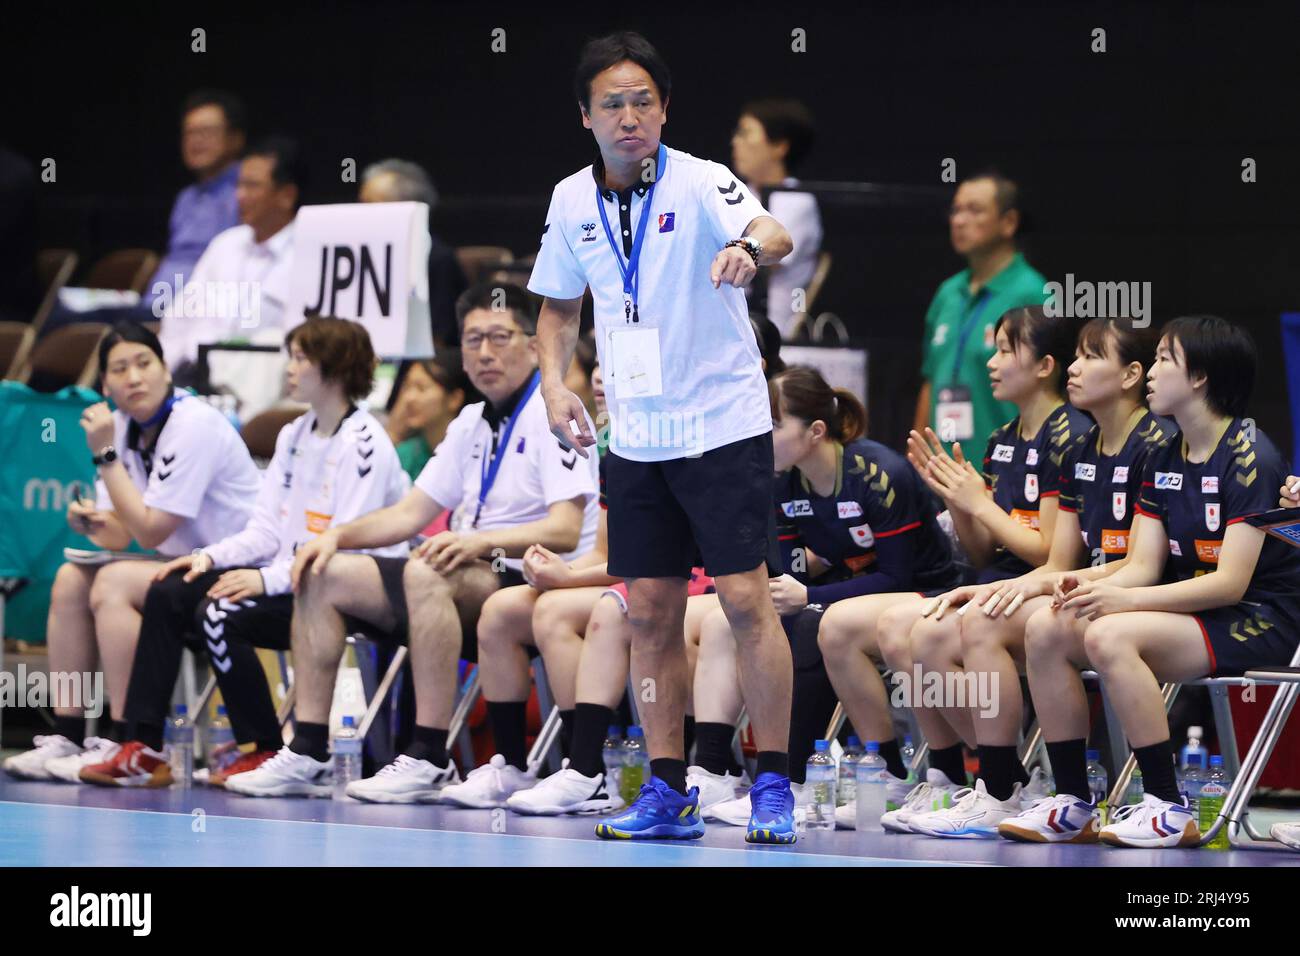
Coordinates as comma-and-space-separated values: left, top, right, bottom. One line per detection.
158, 134, 303, 375
225, 283, 602, 799
731, 98, 823, 340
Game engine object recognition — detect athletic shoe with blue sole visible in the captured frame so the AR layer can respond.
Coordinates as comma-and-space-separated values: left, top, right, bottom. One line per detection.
595, 776, 705, 840
745, 772, 797, 845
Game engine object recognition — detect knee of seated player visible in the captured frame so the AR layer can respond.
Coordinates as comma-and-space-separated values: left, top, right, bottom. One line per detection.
958, 604, 1012, 658
87, 561, 137, 613
531, 589, 580, 651
1023, 605, 1068, 666
875, 604, 916, 669
51, 561, 93, 608
477, 585, 527, 654
1082, 616, 1137, 673
910, 616, 960, 668
816, 601, 860, 659
402, 554, 454, 603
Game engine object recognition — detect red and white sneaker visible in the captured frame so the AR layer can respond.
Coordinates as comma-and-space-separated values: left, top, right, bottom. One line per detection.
79, 740, 173, 788
209, 749, 279, 788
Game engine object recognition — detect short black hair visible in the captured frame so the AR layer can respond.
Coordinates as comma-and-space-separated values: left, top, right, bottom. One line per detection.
996, 305, 1084, 392
960, 167, 1021, 217
574, 31, 671, 113
1161, 315, 1257, 419
741, 98, 816, 174
247, 135, 308, 200
181, 89, 247, 133
455, 281, 538, 335
98, 320, 165, 375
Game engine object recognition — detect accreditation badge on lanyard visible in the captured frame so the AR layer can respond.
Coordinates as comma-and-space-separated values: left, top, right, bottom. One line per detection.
600, 144, 666, 401
935, 291, 991, 443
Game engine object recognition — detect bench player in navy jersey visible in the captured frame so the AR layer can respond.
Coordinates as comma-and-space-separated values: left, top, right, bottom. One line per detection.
688, 366, 961, 834
872, 305, 1089, 835
949, 317, 1167, 841
1051, 316, 1300, 848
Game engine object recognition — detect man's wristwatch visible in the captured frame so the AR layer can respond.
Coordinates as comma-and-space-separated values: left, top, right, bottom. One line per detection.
725, 236, 762, 265
92, 446, 118, 467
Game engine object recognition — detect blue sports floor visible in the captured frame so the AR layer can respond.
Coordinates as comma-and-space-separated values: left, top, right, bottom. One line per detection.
3, 775, 1299, 866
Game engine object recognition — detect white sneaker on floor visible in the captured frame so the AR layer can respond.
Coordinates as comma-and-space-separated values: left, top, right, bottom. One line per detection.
997, 792, 1100, 844
224, 747, 333, 798
507, 760, 623, 815
440, 753, 537, 809
1098, 794, 1199, 848
346, 754, 460, 804
1270, 821, 1300, 851
881, 769, 963, 833
685, 766, 747, 811
3, 734, 82, 780
1021, 766, 1053, 808
46, 737, 120, 784
908, 779, 1024, 838
704, 792, 751, 826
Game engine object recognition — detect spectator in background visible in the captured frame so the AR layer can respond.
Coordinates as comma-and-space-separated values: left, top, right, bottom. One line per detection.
0, 145, 40, 325
731, 99, 823, 340
915, 170, 1048, 452
385, 348, 476, 480
359, 159, 467, 349
159, 135, 303, 373
145, 90, 246, 307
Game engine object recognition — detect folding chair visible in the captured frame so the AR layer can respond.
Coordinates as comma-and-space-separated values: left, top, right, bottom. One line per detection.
523, 657, 564, 776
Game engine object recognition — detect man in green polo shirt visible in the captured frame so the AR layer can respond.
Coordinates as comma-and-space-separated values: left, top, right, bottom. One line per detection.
914, 171, 1048, 452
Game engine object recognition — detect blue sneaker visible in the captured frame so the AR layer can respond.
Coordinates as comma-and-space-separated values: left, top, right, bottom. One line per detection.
594, 777, 705, 840
746, 772, 797, 844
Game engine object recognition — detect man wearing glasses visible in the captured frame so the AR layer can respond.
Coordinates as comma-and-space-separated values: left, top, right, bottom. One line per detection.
227, 282, 601, 799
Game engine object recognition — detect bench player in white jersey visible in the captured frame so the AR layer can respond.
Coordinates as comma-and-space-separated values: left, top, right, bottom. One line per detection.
77, 318, 409, 787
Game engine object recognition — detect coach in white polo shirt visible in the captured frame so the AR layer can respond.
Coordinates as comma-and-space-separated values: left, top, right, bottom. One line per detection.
256, 283, 601, 799
529, 31, 799, 842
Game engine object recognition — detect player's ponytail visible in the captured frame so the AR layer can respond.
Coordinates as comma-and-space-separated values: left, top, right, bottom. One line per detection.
772, 366, 867, 443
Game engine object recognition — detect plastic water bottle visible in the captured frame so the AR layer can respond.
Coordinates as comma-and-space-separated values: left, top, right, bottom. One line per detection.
331, 715, 362, 800
1085, 749, 1109, 823
621, 726, 648, 803
1178, 727, 1208, 790
1125, 766, 1144, 805
838, 736, 864, 806
205, 705, 238, 772
1180, 751, 1206, 817
1198, 756, 1230, 850
900, 735, 916, 783
804, 740, 837, 830
854, 742, 888, 831
602, 725, 625, 795
166, 705, 194, 788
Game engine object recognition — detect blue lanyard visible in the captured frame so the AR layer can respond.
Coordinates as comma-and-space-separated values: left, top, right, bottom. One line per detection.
949, 289, 992, 383
474, 370, 541, 528
596, 143, 666, 323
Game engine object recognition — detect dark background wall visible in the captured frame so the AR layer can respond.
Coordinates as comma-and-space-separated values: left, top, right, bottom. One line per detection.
7, 0, 1300, 456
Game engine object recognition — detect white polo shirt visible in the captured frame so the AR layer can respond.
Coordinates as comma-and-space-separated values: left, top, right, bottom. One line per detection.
761, 179, 822, 340
413, 372, 601, 571
528, 144, 775, 462
95, 389, 262, 557
159, 220, 297, 368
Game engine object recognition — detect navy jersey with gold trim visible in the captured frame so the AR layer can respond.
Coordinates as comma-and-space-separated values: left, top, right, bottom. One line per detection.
773, 438, 956, 592
981, 402, 1093, 576
1058, 411, 1170, 563
1137, 419, 1300, 606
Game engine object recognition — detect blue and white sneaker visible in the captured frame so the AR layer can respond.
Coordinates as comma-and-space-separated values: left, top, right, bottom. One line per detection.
997, 792, 1100, 844
1099, 793, 1199, 848
745, 772, 797, 845
908, 778, 1022, 839
594, 777, 705, 840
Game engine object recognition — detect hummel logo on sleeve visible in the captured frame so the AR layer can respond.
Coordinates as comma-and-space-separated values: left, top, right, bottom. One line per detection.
717, 180, 744, 205
357, 464, 372, 478
359, 446, 374, 460
161, 453, 175, 466
157, 470, 172, 481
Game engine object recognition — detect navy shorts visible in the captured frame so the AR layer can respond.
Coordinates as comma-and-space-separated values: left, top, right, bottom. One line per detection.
605, 432, 781, 580
1193, 601, 1300, 677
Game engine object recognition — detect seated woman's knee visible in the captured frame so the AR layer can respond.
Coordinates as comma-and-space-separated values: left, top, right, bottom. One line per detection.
1082, 617, 1133, 671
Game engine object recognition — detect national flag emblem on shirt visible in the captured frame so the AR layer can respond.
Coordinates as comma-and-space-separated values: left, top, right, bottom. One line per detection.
1112, 491, 1126, 521
849, 523, 875, 548
1206, 502, 1221, 532
1025, 473, 1039, 502
658, 212, 675, 232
